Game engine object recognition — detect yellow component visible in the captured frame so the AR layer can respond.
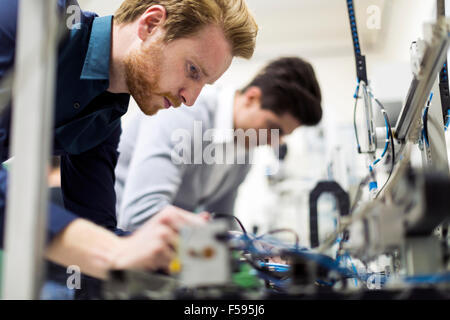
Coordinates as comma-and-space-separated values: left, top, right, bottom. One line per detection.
169, 257, 182, 274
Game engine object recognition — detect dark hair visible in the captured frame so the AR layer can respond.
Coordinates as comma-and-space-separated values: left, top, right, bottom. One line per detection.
242, 57, 322, 126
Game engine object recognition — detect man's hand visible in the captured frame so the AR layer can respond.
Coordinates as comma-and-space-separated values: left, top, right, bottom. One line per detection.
112, 205, 209, 273
46, 207, 209, 279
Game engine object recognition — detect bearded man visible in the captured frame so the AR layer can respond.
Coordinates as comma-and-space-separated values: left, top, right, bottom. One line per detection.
0, 0, 257, 298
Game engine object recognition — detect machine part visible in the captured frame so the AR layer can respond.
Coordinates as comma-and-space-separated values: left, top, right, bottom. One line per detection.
395, 18, 450, 141
436, 0, 450, 124
278, 143, 288, 161
375, 126, 389, 150
345, 167, 450, 265
179, 220, 231, 287
404, 236, 443, 276
346, 0, 368, 84
104, 270, 178, 300
361, 83, 377, 154
410, 40, 428, 78
345, 202, 404, 260
281, 251, 332, 294
399, 170, 450, 236
419, 79, 450, 172
309, 181, 350, 248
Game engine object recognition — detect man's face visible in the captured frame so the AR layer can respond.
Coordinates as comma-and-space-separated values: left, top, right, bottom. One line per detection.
124, 24, 233, 116
234, 89, 301, 147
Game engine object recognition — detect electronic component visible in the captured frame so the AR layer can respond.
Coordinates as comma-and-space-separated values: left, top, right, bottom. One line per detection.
179, 220, 231, 287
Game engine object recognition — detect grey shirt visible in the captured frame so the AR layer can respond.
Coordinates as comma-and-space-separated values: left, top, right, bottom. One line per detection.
115, 86, 252, 231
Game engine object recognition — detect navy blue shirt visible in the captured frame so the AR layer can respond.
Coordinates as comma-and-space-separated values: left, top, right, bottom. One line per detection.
0, 0, 131, 248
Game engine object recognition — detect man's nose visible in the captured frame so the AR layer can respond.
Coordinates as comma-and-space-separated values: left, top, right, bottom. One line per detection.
180, 84, 204, 107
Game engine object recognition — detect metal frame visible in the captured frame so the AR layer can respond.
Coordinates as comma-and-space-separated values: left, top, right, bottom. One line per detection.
395, 18, 450, 142
2, 0, 58, 299
420, 78, 450, 172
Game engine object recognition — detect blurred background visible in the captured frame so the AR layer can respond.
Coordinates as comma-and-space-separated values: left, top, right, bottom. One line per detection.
78, 0, 444, 247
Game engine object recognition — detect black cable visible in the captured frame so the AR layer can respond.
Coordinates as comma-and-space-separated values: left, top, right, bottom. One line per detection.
351, 92, 394, 208
372, 98, 395, 198
423, 106, 430, 146
443, 224, 449, 265
422, 92, 433, 147
350, 174, 371, 213
212, 213, 247, 234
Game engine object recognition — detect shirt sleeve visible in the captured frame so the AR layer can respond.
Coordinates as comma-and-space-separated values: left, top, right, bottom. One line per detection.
118, 108, 207, 231
0, 0, 89, 249
60, 123, 129, 236
0, 166, 81, 248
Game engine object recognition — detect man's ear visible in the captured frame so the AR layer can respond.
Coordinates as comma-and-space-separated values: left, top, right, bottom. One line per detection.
243, 86, 262, 107
137, 5, 167, 41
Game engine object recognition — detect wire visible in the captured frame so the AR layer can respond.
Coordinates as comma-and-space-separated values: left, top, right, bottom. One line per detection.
365, 87, 390, 168
212, 213, 248, 234
404, 272, 450, 284
421, 92, 433, 147
255, 228, 300, 250
350, 174, 371, 213
353, 82, 362, 153
352, 87, 395, 201
258, 262, 290, 273
241, 252, 289, 284
371, 97, 396, 198
235, 228, 372, 286
369, 114, 390, 172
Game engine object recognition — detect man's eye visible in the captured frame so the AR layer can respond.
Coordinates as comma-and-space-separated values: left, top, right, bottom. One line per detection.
188, 64, 200, 80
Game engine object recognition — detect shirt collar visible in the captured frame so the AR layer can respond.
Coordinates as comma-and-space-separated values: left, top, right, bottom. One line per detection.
80, 15, 113, 80
212, 86, 237, 144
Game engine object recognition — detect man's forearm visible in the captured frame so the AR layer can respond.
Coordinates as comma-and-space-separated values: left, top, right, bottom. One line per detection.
45, 218, 124, 280
45, 207, 209, 280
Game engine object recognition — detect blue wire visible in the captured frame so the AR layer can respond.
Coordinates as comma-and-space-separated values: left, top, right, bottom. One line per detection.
256, 271, 289, 289
238, 233, 392, 288
404, 272, 450, 284
258, 262, 290, 273
345, 253, 359, 287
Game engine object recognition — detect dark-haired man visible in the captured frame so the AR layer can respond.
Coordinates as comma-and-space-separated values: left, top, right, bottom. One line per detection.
115, 57, 322, 231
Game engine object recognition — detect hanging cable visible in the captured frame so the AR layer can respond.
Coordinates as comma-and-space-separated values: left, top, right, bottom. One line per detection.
421, 92, 434, 148
353, 82, 362, 153
371, 97, 396, 198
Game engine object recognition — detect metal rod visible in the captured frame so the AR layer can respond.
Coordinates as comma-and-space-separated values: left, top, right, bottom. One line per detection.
2, 0, 58, 299
395, 19, 450, 141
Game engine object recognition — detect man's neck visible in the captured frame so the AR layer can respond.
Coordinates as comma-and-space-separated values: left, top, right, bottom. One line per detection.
108, 19, 133, 94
